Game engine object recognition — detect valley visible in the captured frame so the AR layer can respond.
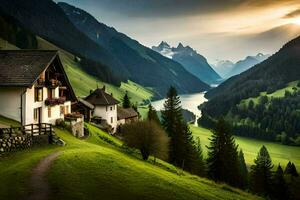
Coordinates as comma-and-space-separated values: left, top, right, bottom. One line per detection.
151, 93, 300, 170
0, 1, 300, 199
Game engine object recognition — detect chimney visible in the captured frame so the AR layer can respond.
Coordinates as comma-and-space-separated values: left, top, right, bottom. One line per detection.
111, 93, 113, 97
102, 85, 106, 91
90, 90, 93, 94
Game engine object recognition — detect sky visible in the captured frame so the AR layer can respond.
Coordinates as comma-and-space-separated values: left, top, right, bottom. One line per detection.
58, 0, 300, 63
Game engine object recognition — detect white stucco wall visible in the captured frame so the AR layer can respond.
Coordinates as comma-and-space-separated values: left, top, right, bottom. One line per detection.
25, 86, 71, 125
0, 87, 24, 122
0, 85, 72, 126
94, 105, 118, 132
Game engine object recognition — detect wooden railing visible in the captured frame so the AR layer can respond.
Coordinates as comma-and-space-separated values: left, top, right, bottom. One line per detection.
0, 123, 53, 144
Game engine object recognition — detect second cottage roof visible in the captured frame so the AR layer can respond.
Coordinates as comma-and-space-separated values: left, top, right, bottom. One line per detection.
85, 87, 120, 106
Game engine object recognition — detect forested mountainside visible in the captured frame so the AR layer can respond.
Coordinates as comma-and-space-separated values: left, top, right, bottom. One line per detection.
200, 35, 300, 145
152, 41, 221, 84
58, 2, 210, 96
0, 0, 209, 97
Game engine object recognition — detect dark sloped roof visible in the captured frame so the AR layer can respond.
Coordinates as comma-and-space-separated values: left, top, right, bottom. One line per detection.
78, 98, 94, 109
0, 50, 58, 87
85, 88, 120, 106
117, 107, 138, 120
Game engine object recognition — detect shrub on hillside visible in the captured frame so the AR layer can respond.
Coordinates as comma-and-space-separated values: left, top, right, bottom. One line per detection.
121, 121, 169, 160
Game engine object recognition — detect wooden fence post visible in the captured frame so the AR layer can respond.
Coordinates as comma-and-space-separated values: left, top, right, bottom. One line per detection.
49, 125, 53, 144
31, 124, 33, 136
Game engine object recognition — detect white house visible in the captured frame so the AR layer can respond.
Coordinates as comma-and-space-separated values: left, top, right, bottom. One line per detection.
0, 50, 77, 126
84, 87, 120, 133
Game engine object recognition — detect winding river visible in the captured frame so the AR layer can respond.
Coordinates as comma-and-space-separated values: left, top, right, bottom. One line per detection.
151, 92, 207, 126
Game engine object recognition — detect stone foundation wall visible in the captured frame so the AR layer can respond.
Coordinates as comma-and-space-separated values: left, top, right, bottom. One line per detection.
70, 120, 84, 138
0, 133, 32, 153
0, 133, 50, 154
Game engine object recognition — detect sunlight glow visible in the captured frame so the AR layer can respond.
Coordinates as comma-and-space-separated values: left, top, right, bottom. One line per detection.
291, 18, 300, 25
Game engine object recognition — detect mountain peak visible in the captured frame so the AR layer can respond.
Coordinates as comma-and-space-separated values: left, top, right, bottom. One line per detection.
256, 53, 264, 57
158, 41, 170, 48
177, 42, 184, 49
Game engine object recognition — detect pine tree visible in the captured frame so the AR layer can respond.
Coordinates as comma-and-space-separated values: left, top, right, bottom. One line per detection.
206, 118, 240, 187
238, 149, 249, 189
147, 104, 160, 124
161, 86, 184, 163
285, 161, 299, 177
161, 87, 204, 175
122, 92, 131, 108
250, 145, 273, 196
193, 137, 206, 177
272, 165, 288, 200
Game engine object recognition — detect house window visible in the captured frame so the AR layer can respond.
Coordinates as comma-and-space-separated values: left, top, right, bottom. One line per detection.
64, 105, 69, 114
106, 106, 108, 112
111, 117, 113, 123
34, 108, 38, 121
48, 88, 55, 98
110, 106, 113, 111
34, 88, 43, 102
48, 107, 51, 118
60, 106, 64, 115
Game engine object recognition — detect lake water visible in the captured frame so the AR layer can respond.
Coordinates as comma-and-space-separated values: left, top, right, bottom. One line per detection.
151, 92, 207, 125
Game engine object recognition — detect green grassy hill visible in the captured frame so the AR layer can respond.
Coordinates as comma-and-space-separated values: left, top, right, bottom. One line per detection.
0, 116, 260, 200
190, 125, 300, 169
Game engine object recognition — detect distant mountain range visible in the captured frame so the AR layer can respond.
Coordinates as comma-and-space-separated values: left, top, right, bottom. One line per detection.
213, 53, 270, 79
0, 0, 209, 97
152, 42, 221, 84
212, 60, 235, 79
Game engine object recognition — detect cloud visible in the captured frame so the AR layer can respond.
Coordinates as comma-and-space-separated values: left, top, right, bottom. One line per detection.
284, 8, 300, 18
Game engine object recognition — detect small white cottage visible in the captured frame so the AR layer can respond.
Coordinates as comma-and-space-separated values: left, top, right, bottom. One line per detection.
0, 50, 77, 125
85, 87, 120, 133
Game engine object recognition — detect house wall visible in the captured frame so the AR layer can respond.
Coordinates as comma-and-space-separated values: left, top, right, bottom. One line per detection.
25, 86, 71, 125
0, 86, 71, 125
94, 105, 118, 132
0, 87, 24, 122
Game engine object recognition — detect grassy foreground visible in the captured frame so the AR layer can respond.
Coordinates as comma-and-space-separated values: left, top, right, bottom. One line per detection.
190, 125, 300, 169
0, 122, 260, 200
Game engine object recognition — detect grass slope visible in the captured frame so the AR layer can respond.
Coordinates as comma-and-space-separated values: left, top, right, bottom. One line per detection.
0, 121, 259, 200
190, 125, 300, 169
48, 127, 258, 200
